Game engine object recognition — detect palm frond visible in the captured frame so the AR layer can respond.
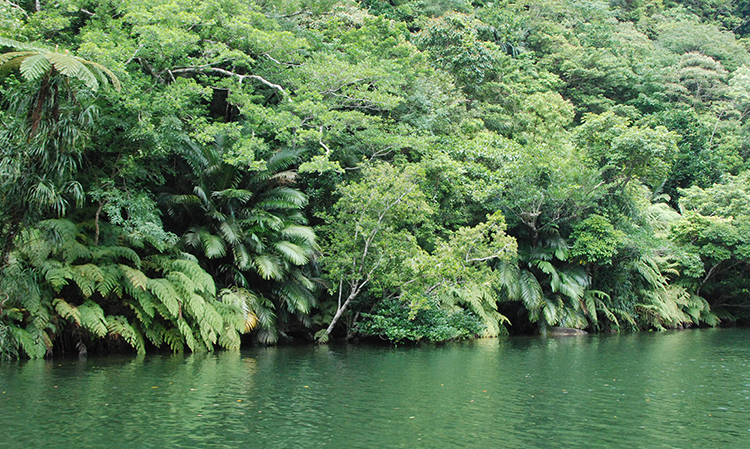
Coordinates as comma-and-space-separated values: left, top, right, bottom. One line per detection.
273, 241, 310, 265
199, 229, 226, 258
252, 254, 284, 280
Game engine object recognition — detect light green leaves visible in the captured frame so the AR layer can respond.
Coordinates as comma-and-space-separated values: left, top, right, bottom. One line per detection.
1, 37, 120, 91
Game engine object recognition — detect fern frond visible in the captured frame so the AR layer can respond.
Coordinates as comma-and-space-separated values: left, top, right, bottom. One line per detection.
163, 328, 185, 352
218, 325, 241, 350
166, 271, 197, 298
0, 51, 34, 71
106, 316, 146, 354
53, 298, 81, 326
71, 264, 104, 298
92, 246, 141, 268
83, 59, 121, 91
120, 265, 149, 291
202, 302, 224, 331
177, 319, 197, 351
170, 259, 216, 296
44, 266, 71, 292
61, 240, 92, 264
184, 293, 206, 318
45, 51, 88, 83
19, 53, 51, 81
97, 265, 123, 298
0, 37, 46, 52
142, 321, 167, 348
148, 278, 181, 319
8, 326, 48, 359
78, 301, 108, 337
635, 258, 666, 289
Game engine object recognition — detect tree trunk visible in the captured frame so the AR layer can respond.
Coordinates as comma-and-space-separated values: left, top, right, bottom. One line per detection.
325, 295, 354, 336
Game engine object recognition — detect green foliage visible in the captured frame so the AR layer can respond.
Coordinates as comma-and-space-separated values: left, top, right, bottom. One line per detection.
575, 112, 679, 187
166, 135, 317, 344
570, 215, 626, 264
357, 297, 484, 343
4, 0, 750, 350
0, 37, 120, 91
0, 219, 247, 357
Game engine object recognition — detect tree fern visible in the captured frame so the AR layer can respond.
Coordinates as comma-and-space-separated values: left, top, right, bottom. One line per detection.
0, 38, 120, 91
2, 216, 251, 357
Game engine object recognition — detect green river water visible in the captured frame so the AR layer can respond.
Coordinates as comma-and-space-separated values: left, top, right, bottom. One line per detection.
2, 328, 750, 448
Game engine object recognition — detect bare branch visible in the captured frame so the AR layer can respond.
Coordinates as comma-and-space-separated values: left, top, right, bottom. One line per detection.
170, 67, 286, 95
5, 0, 30, 17
137, 58, 164, 83
267, 10, 312, 19
124, 45, 142, 65
319, 126, 332, 157
265, 53, 301, 67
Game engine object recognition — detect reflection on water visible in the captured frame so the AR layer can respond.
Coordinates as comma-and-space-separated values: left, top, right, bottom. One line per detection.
2, 329, 749, 448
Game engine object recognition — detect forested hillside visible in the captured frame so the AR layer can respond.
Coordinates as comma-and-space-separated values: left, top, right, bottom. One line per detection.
2, 0, 750, 358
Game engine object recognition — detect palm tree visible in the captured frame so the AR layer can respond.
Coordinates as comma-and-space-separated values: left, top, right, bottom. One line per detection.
0, 38, 120, 264
165, 135, 317, 343
496, 235, 595, 332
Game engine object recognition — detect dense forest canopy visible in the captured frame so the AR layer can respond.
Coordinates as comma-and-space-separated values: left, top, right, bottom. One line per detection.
2, 0, 750, 358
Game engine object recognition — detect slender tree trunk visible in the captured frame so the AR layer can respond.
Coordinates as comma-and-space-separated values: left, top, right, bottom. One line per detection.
325, 294, 354, 336
324, 279, 366, 338
94, 200, 105, 246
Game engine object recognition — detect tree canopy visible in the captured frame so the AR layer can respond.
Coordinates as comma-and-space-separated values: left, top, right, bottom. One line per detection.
2, 0, 750, 358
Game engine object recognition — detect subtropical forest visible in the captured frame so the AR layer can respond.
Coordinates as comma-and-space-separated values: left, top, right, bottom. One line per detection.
2, 0, 750, 359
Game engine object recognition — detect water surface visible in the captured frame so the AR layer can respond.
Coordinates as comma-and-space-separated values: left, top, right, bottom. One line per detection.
2, 328, 749, 448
